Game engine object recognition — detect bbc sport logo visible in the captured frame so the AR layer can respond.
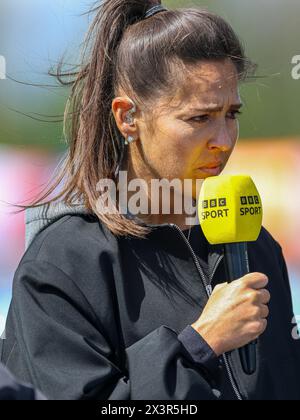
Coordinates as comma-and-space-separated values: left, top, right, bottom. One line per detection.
202, 196, 260, 209
0, 55, 6, 80
202, 198, 227, 209
240, 196, 260, 205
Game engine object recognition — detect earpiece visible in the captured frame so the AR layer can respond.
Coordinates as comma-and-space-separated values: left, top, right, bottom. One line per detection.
125, 113, 134, 125
124, 98, 137, 145
125, 99, 136, 126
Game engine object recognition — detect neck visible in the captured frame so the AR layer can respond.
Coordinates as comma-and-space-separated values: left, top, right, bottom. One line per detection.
118, 149, 198, 230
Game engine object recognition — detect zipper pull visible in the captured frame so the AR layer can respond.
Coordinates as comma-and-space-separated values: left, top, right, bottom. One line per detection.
206, 284, 213, 296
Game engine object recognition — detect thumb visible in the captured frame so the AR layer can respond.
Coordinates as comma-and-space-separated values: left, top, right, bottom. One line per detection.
213, 282, 228, 292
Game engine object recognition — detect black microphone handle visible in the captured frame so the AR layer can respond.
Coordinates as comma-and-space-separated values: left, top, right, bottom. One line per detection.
223, 242, 257, 375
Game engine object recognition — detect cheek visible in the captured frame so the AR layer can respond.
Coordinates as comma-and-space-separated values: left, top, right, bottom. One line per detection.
228, 121, 239, 150
161, 146, 191, 179
146, 126, 196, 175
162, 133, 200, 177
235, 121, 240, 143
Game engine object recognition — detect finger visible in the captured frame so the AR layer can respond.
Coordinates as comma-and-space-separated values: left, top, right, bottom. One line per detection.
259, 318, 268, 334
243, 273, 269, 290
257, 289, 271, 304
259, 304, 270, 319
214, 282, 228, 292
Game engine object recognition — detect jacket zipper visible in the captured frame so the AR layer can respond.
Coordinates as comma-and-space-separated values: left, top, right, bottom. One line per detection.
171, 223, 243, 401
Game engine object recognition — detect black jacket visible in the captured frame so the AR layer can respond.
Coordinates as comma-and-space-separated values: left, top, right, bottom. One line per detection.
0, 203, 300, 400
0, 363, 45, 400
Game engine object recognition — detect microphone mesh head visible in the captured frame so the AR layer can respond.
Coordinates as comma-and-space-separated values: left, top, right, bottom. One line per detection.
198, 174, 263, 245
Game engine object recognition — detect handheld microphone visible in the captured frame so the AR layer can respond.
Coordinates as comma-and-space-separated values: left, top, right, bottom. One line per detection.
198, 174, 263, 375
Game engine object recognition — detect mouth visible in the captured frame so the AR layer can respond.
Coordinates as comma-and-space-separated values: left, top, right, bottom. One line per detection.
196, 162, 223, 176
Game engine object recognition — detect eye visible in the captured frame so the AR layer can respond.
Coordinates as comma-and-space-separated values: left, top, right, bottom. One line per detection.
227, 110, 242, 120
190, 110, 242, 124
190, 115, 210, 123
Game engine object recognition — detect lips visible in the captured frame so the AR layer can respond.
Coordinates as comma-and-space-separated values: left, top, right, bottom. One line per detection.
199, 161, 222, 169
196, 161, 223, 176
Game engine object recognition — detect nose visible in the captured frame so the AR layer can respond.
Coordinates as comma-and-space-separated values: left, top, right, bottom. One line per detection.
207, 121, 236, 152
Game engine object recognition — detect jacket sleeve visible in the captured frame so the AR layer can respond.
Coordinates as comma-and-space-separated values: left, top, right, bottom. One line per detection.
177, 325, 219, 368
3, 259, 219, 401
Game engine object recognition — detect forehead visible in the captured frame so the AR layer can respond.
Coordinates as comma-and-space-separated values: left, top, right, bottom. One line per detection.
165, 59, 240, 111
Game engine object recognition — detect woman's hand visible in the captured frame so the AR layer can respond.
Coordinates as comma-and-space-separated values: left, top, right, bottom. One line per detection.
191, 273, 270, 356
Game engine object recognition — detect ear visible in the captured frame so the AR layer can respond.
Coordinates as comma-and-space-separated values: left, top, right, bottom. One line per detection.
112, 97, 137, 139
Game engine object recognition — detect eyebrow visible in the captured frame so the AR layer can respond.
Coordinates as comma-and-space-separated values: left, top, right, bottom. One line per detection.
188, 103, 243, 113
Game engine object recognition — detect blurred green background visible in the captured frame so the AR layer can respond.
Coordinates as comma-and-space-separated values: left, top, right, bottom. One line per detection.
0, 0, 299, 149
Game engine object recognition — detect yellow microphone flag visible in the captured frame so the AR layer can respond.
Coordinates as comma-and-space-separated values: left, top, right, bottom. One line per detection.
198, 174, 263, 245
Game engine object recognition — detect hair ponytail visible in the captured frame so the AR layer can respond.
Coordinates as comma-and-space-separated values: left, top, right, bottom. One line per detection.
13, 0, 255, 238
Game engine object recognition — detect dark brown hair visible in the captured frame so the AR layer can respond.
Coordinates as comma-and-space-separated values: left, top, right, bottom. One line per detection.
15, 0, 256, 238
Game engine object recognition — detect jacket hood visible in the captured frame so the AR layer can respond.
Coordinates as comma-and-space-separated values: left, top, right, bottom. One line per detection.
25, 201, 202, 251
25, 202, 92, 251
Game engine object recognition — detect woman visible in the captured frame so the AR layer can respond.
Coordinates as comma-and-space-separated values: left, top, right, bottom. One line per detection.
1, 1, 300, 400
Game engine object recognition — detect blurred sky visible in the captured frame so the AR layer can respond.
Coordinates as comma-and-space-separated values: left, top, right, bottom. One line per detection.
0, 0, 88, 79
0, 0, 90, 147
